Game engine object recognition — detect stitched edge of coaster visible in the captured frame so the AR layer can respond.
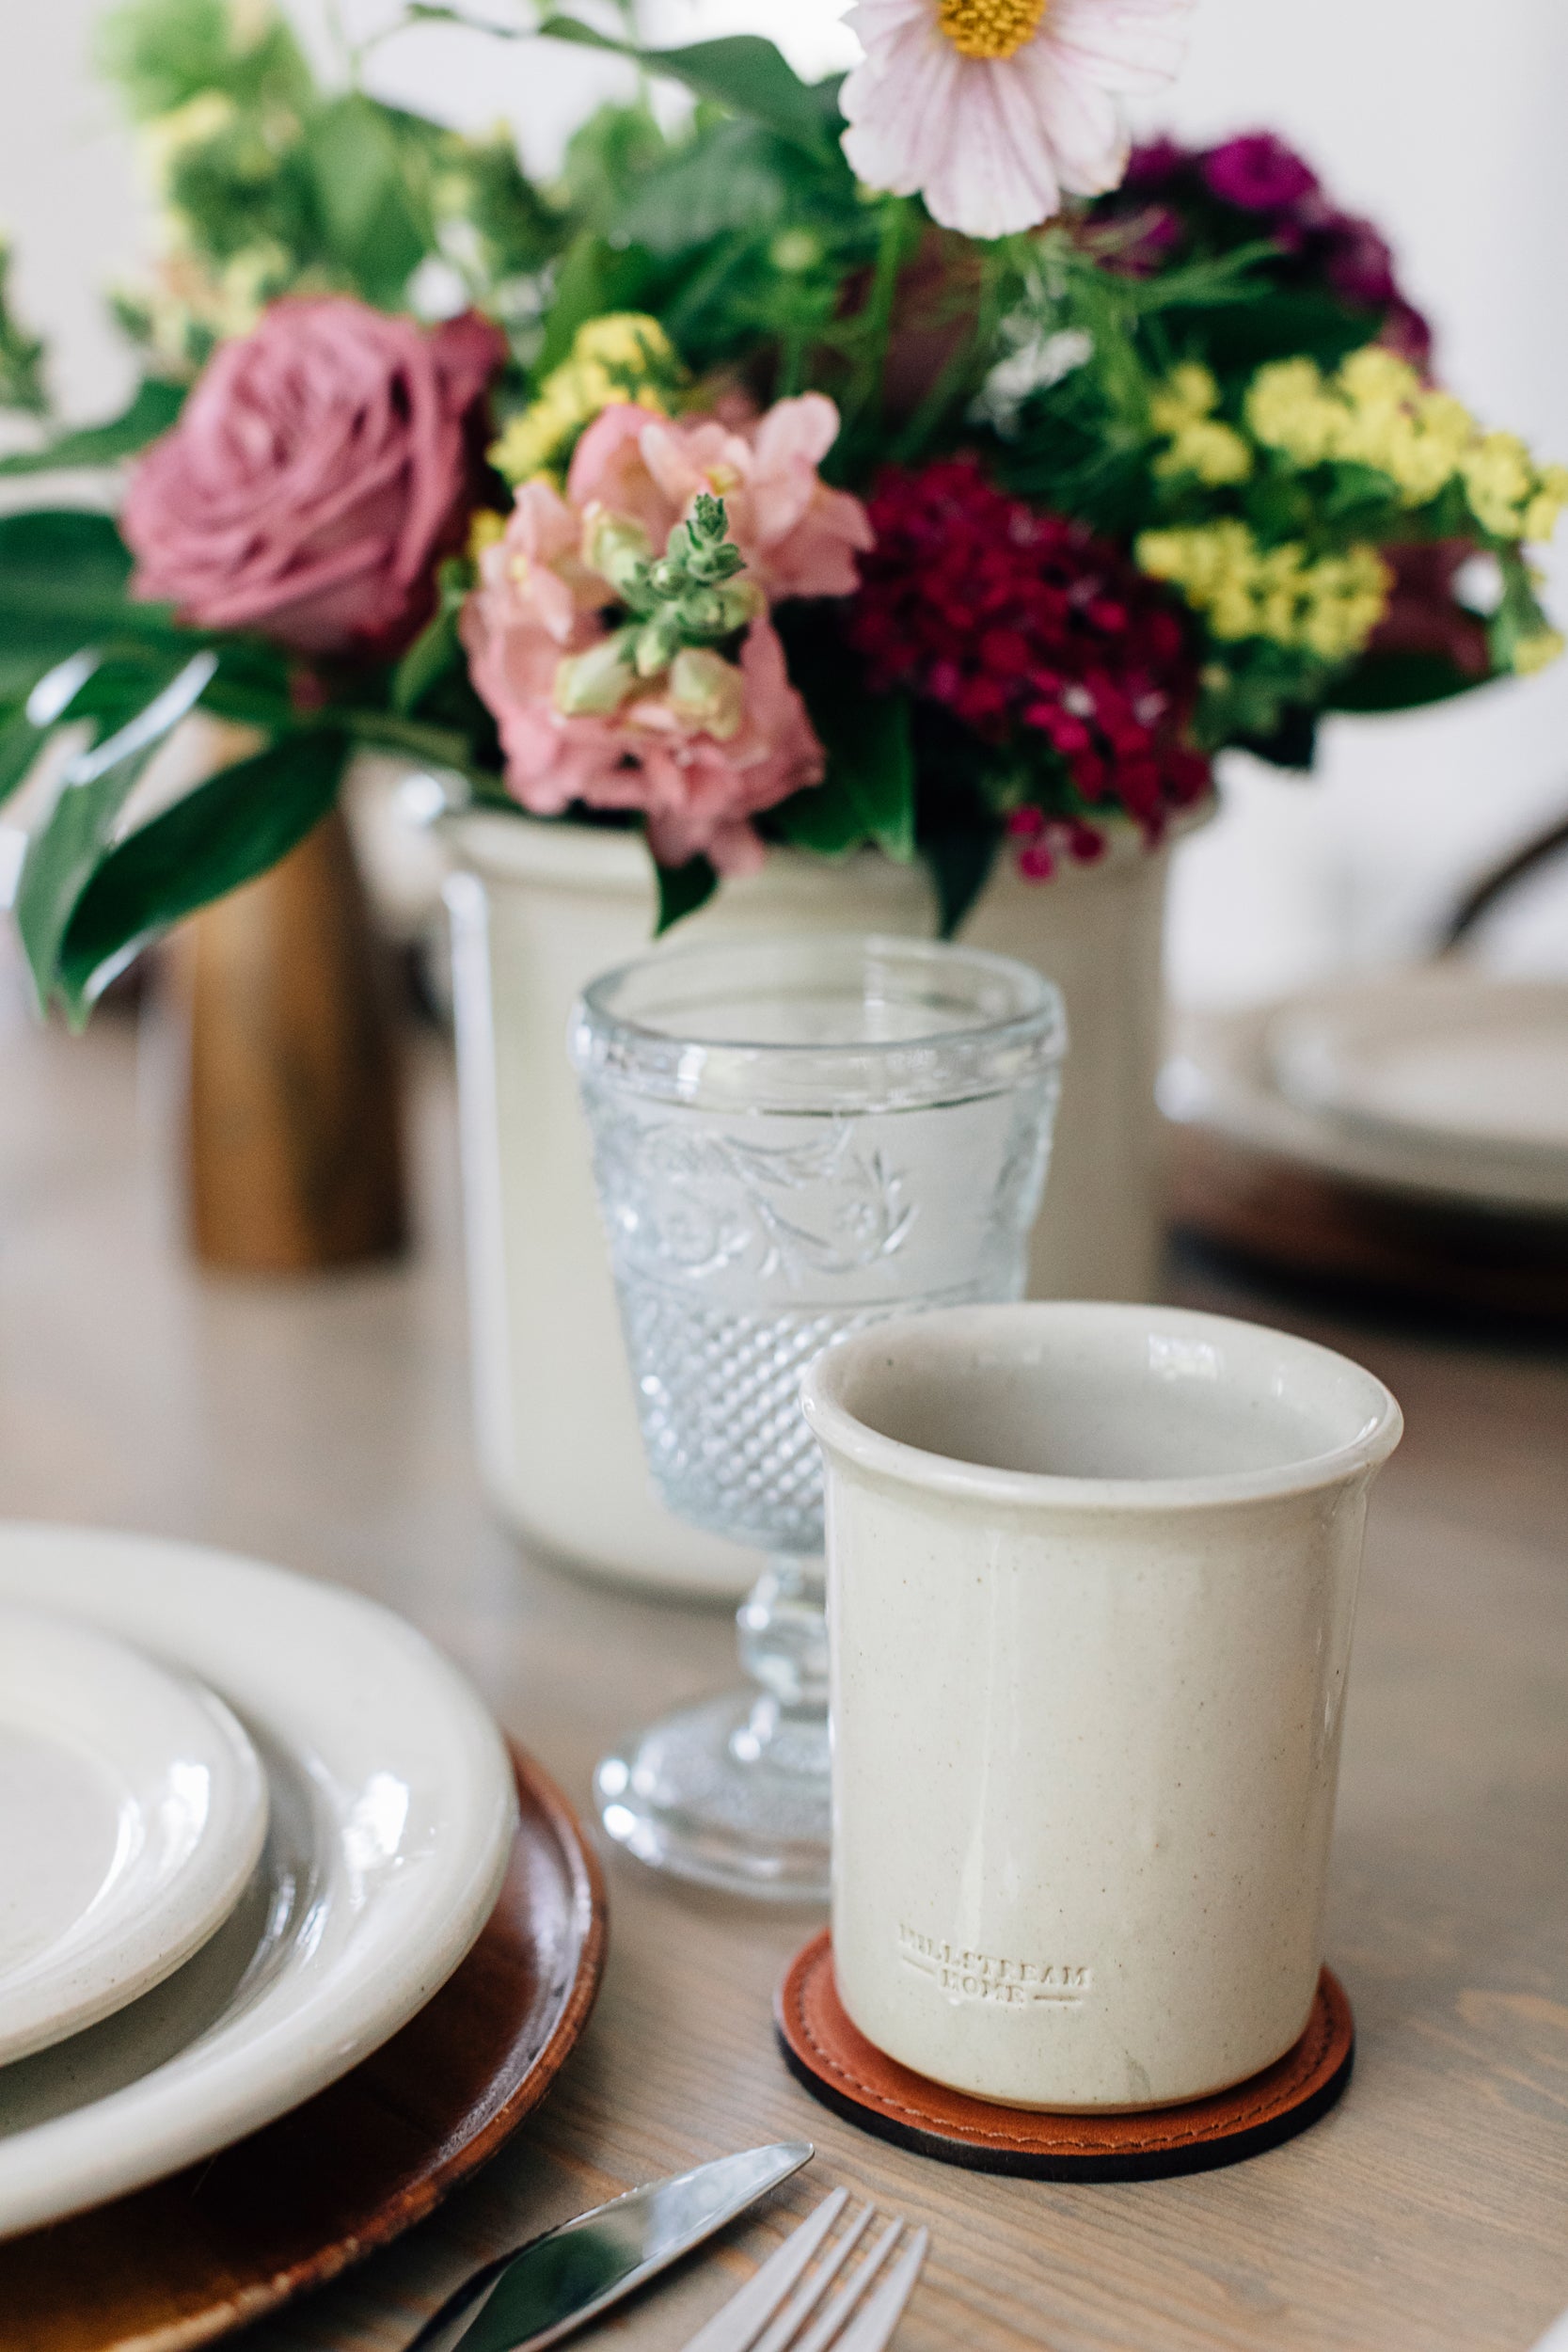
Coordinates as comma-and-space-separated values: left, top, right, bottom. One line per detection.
782, 1937, 1345, 2156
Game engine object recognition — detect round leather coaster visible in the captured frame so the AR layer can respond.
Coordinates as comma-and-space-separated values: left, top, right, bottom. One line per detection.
775, 1931, 1354, 2181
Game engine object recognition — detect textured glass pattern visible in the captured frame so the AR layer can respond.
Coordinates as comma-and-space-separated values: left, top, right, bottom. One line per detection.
579, 1077, 1058, 1550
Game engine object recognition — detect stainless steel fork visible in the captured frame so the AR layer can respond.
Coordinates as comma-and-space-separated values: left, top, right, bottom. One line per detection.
681, 2187, 928, 2352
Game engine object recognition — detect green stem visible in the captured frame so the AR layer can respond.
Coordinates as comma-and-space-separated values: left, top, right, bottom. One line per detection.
339, 706, 490, 774
776, 324, 807, 401
848, 197, 915, 436
887, 325, 982, 468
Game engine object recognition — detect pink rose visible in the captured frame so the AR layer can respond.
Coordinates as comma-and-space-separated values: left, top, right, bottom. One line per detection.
122, 296, 506, 658
460, 394, 871, 872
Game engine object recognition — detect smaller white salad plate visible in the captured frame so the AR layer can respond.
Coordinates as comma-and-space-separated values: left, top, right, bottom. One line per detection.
1268, 970, 1568, 1210
0, 1604, 268, 2066
1165, 970, 1568, 1219
0, 1525, 517, 2239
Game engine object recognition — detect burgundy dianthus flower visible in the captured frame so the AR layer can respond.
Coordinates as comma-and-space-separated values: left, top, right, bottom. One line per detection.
848, 459, 1211, 873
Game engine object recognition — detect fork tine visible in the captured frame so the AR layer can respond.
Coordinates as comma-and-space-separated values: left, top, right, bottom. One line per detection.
831, 2228, 929, 2352
751, 2202, 876, 2352
681, 2189, 848, 2352
790, 2215, 905, 2352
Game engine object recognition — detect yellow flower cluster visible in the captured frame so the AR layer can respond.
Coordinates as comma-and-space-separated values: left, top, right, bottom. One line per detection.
140, 90, 243, 188
1148, 363, 1252, 486
1459, 433, 1568, 541
489, 314, 680, 486
1513, 627, 1566, 676
1135, 519, 1391, 663
467, 508, 508, 558
1244, 348, 1568, 537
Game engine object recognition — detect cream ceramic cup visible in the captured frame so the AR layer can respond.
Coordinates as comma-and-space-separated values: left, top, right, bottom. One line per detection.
800, 1301, 1402, 2111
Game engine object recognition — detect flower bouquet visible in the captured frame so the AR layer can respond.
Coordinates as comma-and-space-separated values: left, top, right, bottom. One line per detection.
1, 0, 1562, 1025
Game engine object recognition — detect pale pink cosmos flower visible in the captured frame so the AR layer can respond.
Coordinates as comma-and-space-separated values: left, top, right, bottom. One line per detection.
461, 396, 870, 872
840, 0, 1195, 243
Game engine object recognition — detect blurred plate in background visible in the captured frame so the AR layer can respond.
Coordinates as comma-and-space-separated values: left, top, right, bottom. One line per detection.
1163, 975, 1568, 1322
1268, 972, 1568, 1210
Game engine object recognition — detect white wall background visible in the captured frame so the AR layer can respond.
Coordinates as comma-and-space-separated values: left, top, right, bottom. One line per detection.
2, 0, 1564, 999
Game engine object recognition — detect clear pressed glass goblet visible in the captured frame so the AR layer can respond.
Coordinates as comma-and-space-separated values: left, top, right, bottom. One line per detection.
570, 932, 1067, 1901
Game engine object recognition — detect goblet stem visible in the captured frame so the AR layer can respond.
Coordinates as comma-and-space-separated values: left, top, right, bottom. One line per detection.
733, 1553, 830, 1781
593, 1549, 832, 1899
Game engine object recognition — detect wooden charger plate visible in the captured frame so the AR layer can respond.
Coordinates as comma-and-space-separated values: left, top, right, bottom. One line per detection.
0, 1744, 607, 2351
1166, 1004, 1568, 1325
1170, 1121, 1568, 1323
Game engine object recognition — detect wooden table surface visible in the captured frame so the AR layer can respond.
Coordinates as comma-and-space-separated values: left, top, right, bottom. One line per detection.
2, 985, 1565, 2352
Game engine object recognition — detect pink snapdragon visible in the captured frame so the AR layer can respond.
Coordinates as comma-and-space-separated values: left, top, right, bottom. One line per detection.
462, 396, 872, 871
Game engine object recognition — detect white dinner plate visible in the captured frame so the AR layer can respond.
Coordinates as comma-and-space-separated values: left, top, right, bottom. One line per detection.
1268, 971, 1568, 1207
0, 1525, 517, 2239
0, 1604, 267, 2066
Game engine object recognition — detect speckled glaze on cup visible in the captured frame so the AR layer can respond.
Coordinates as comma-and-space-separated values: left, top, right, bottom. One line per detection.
801, 1302, 1402, 2112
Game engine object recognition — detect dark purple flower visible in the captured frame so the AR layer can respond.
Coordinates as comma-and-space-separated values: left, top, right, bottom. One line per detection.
1123, 136, 1190, 192
1202, 134, 1320, 214
1101, 201, 1184, 277
1291, 190, 1338, 232
1380, 298, 1435, 368
1323, 215, 1399, 309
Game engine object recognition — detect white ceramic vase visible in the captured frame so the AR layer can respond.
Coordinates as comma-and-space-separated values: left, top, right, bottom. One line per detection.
441, 813, 1179, 1597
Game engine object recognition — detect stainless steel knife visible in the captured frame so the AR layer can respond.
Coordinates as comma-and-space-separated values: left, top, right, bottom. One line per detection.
403, 2141, 815, 2352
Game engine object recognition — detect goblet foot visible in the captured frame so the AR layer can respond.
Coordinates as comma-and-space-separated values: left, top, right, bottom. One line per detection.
594, 1689, 829, 1902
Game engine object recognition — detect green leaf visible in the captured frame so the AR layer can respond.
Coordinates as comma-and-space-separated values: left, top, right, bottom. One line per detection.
301, 95, 429, 305
1230, 704, 1320, 771
14, 648, 218, 1014
96, 0, 313, 121
0, 707, 46, 804
56, 727, 348, 1015
770, 774, 861, 858
0, 378, 184, 477
0, 235, 49, 417
1176, 293, 1374, 376
535, 20, 839, 160
923, 822, 999, 937
194, 632, 296, 731
534, 233, 658, 374
392, 603, 462, 716
0, 649, 104, 805
560, 100, 673, 237
654, 851, 718, 933
0, 510, 140, 700
777, 688, 915, 863
1326, 650, 1491, 714
447, 121, 566, 278
614, 119, 792, 257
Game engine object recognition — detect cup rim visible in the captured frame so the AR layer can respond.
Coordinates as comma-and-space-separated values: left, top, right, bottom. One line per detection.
579, 931, 1060, 1045
800, 1300, 1403, 1511
569, 932, 1067, 1115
